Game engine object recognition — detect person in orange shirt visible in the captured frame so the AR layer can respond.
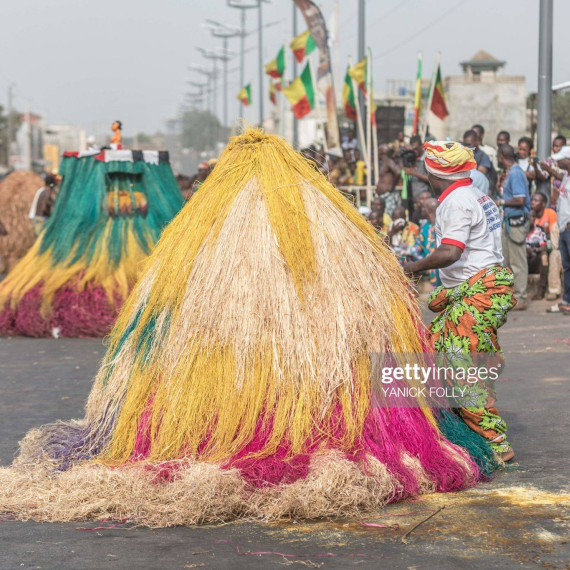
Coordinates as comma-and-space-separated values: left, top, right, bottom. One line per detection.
531, 192, 557, 237
531, 191, 562, 300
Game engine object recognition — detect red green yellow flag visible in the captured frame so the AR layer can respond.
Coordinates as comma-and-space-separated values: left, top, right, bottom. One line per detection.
289, 30, 316, 64
348, 57, 367, 95
429, 62, 449, 120
282, 64, 314, 119
269, 80, 276, 105
342, 66, 356, 121
265, 46, 285, 79
412, 52, 422, 135
237, 84, 251, 106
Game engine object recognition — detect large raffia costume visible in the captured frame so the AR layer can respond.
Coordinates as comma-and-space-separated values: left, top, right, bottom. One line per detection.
0, 149, 183, 337
0, 131, 498, 527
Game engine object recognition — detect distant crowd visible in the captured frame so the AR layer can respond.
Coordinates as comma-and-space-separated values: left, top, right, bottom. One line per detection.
314, 125, 568, 312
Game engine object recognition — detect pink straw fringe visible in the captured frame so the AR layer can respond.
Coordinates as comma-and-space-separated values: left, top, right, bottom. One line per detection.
0, 282, 122, 338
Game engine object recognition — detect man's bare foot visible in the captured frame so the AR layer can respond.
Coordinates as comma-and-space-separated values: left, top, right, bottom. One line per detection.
498, 449, 515, 462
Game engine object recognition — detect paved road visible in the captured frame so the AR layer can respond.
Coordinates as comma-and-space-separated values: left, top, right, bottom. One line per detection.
0, 298, 569, 569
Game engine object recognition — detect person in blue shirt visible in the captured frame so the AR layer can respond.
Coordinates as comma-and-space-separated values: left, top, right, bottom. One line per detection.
497, 143, 531, 309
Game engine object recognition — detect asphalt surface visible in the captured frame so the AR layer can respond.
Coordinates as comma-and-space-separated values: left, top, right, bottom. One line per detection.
0, 298, 569, 569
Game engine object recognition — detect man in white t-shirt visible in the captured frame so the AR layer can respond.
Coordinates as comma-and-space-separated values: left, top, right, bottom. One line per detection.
403, 141, 517, 462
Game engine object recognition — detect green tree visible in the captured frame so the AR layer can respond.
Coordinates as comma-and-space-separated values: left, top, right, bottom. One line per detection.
136, 132, 152, 144
181, 109, 229, 150
552, 92, 570, 135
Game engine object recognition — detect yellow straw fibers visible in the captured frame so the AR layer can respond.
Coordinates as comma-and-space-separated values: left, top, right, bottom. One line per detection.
0, 130, 445, 526
93, 130, 429, 464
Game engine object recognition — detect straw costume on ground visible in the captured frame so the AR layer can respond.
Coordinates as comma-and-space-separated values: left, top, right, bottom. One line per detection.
0, 171, 43, 274
0, 131, 498, 527
0, 150, 183, 337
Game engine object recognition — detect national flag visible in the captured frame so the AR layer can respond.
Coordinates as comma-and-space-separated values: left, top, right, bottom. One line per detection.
289, 30, 316, 63
274, 79, 282, 91
265, 46, 285, 79
342, 66, 357, 121
269, 80, 276, 105
348, 57, 367, 95
368, 65, 377, 127
237, 84, 251, 106
429, 62, 449, 121
412, 52, 422, 135
282, 64, 314, 119
370, 92, 377, 126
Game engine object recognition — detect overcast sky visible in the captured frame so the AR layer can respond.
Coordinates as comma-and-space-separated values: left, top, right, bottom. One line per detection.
1, 0, 568, 138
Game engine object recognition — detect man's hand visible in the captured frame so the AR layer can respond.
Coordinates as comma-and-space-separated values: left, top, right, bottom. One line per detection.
538, 160, 551, 172
403, 167, 430, 183
403, 243, 463, 275
388, 218, 406, 237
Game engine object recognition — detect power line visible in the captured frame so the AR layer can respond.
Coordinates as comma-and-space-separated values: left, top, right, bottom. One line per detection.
375, 0, 469, 59
369, 0, 412, 28
339, 0, 412, 45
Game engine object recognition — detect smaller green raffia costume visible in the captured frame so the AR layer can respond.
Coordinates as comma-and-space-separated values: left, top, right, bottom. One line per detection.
0, 149, 183, 337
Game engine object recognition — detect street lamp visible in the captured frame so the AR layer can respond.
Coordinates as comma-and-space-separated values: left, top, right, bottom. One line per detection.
188, 80, 210, 112
227, 0, 270, 126
184, 92, 205, 110
188, 64, 217, 115
204, 20, 241, 128
196, 45, 234, 129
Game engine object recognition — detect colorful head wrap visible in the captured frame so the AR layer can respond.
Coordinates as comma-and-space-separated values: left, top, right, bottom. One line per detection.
424, 141, 477, 180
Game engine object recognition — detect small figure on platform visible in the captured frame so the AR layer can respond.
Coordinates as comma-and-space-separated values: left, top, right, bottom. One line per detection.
110, 120, 123, 149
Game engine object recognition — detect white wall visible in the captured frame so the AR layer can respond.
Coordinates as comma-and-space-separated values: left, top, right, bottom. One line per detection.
443, 74, 527, 144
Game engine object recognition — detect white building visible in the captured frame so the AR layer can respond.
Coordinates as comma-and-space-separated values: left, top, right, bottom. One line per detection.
429, 50, 527, 143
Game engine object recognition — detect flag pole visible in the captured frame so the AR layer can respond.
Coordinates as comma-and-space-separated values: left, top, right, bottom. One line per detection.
308, 56, 328, 154
422, 51, 440, 142
333, 0, 340, 101
368, 47, 379, 187
292, 4, 299, 148
349, 57, 370, 177
280, 42, 286, 138
365, 56, 371, 186
412, 51, 423, 136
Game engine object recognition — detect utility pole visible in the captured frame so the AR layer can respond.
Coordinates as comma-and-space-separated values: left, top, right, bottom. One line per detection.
257, 0, 264, 127
188, 81, 209, 112
357, 0, 366, 154
228, 0, 259, 120
292, 4, 298, 149
197, 48, 225, 121
205, 20, 240, 128
239, 10, 246, 117
185, 90, 205, 110
537, 0, 553, 197
188, 64, 218, 144
188, 64, 216, 116
25, 103, 32, 171
7, 84, 14, 167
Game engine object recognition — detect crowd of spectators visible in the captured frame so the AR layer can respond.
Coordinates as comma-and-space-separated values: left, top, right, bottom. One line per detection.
319, 125, 570, 311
